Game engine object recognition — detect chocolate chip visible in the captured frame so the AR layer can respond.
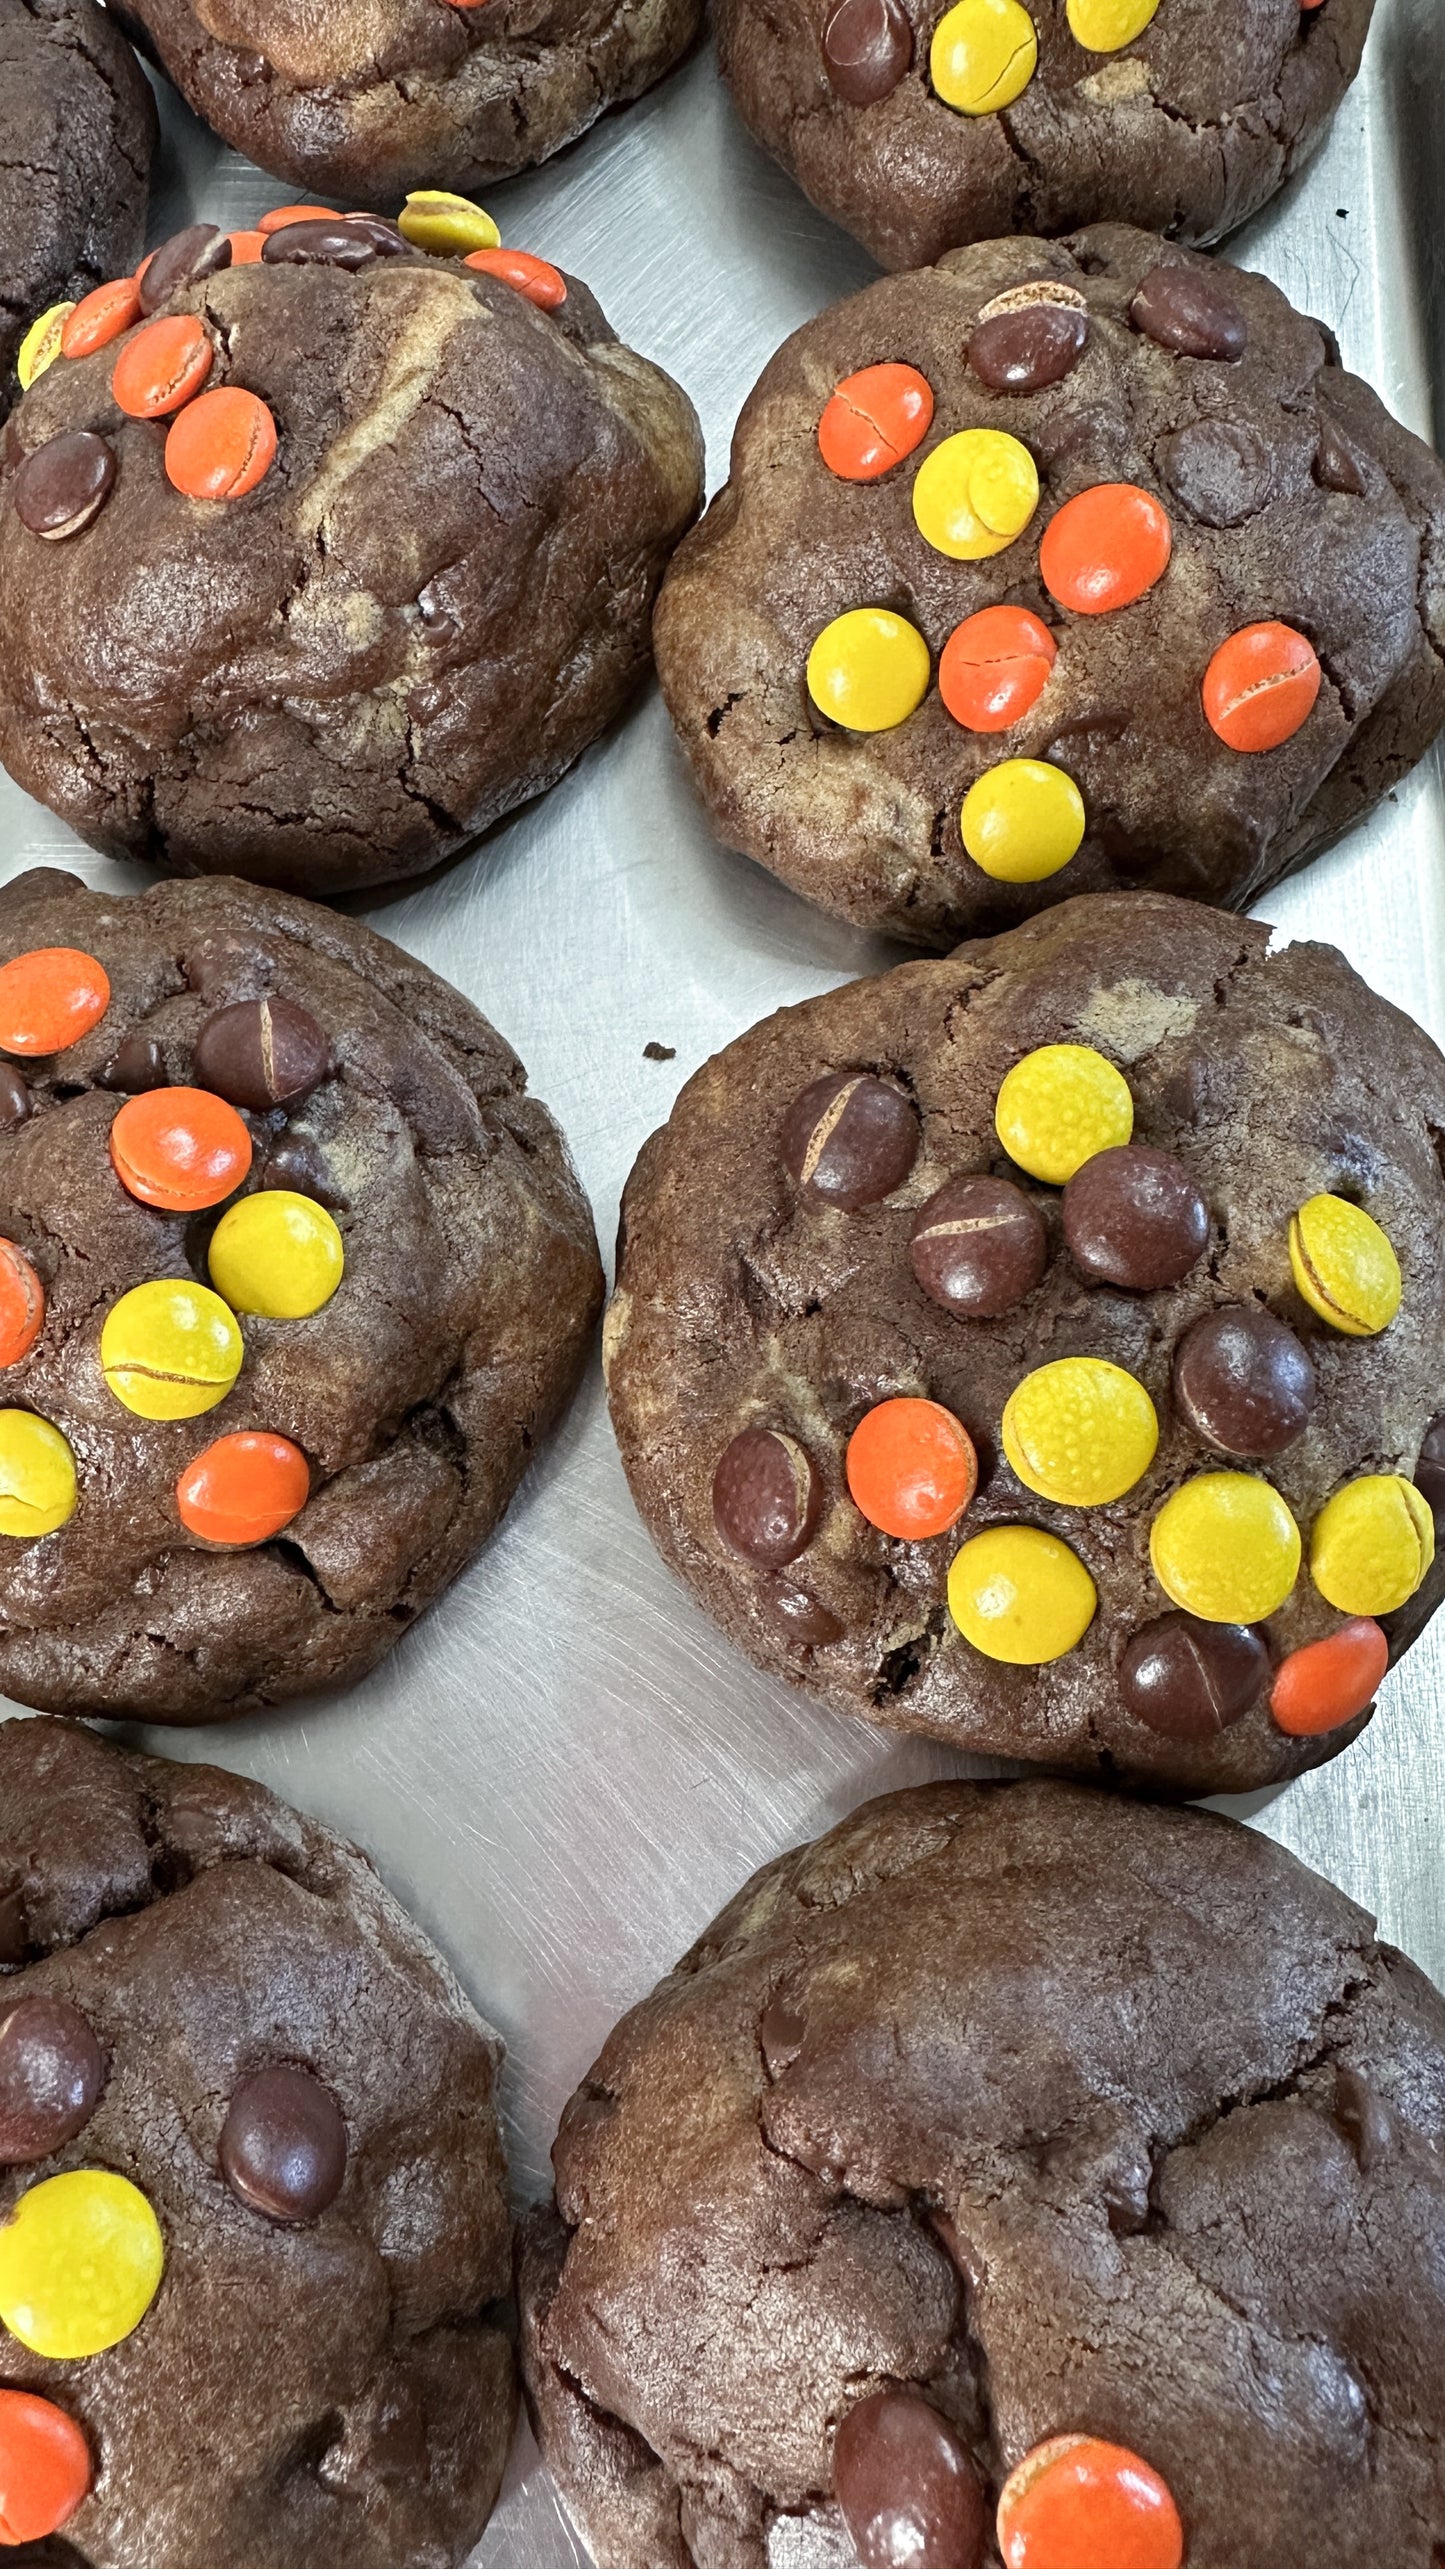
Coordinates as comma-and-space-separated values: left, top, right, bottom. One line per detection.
1119, 1613, 1269, 1740
1415, 1414, 1445, 1517
713, 1428, 821, 1568
193, 996, 330, 1111
1315, 418, 1369, 496
0, 1065, 30, 1129
969, 285, 1089, 395
0, 1995, 106, 2162
96, 1031, 166, 1093
138, 221, 232, 314
260, 1131, 346, 1210
910, 1174, 1047, 1319
262, 216, 409, 270
1332, 2065, 1393, 2171
821, 0, 913, 103
220, 2065, 348, 2223
1062, 1145, 1208, 1291
1173, 1305, 1317, 1458
1161, 420, 1275, 527
12, 431, 116, 541
759, 1992, 807, 2076
833, 2392, 986, 2569
781, 1072, 918, 1209
1131, 264, 1248, 362
761, 1582, 843, 1648
181, 935, 274, 999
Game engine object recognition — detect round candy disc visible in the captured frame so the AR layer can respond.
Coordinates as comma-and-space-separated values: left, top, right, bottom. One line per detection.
1309, 1474, 1434, 1617
0, 2169, 164, 2359
910, 1174, 1047, 1319
1062, 1145, 1207, 1290
1204, 622, 1321, 753
818, 364, 934, 483
397, 190, 500, 255
961, 760, 1085, 883
939, 606, 1056, 733
0, 1242, 44, 1369
177, 1431, 310, 1546
1150, 1472, 1301, 1623
16, 304, 72, 392
1066, 0, 1161, 47
995, 1046, 1133, 1185
930, 0, 1038, 113
111, 314, 213, 420
713, 1427, 821, 1567
101, 1281, 244, 1420
464, 246, 568, 309
0, 1996, 106, 2164
208, 1190, 344, 1320
1271, 1617, 1389, 1737
0, 2390, 91, 2543
846, 1398, 977, 1540
165, 388, 278, 502
12, 431, 117, 543
1040, 483, 1173, 614
192, 994, 330, 1111
0, 948, 109, 1056
60, 276, 140, 359
947, 1525, 1096, 1663
257, 204, 341, 232
0, 1412, 76, 1538
807, 608, 930, 730
109, 1086, 253, 1212
968, 284, 1090, 395
1172, 1304, 1316, 1457
782, 1072, 919, 1206
1289, 1192, 1401, 1336
219, 2066, 348, 2223
1002, 1357, 1158, 1506
834, 2391, 987, 2569
912, 428, 1039, 560
821, 0, 914, 101
1118, 1614, 1269, 1742
996, 2434, 1184, 2569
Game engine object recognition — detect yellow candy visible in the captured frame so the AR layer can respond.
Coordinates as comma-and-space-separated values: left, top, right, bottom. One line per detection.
962, 759, 1086, 883
807, 608, 931, 732
16, 303, 73, 392
1067, 0, 1160, 47
1310, 1474, 1435, 1617
947, 1524, 1096, 1662
912, 429, 1040, 560
0, 1410, 77, 1538
101, 1281, 243, 1421
1002, 1357, 1158, 1506
931, 0, 1039, 113
0, 2171, 163, 2360
1150, 1472, 1302, 1623
994, 1044, 1133, 1186
209, 1191, 344, 1321
1289, 1193, 1401, 1337
397, 191, 501, 256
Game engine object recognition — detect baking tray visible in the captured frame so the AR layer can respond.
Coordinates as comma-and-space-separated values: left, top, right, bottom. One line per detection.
3, 3, 1444, 2557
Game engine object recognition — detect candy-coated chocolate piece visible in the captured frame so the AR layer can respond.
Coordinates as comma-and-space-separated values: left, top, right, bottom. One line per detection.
0, 1997, 106, 2163
807, 607, 930, 729
12, 431, 116, 541
818, 362, 933, 482
261, 215, 408, 269
0, 947, 109, 1055
60, 276, 140, 360
930, 0, 1038, 113
939, 606, 1056, 732
165, 387, 277, 501
192, 995, 330, 1110
910, 1173, 1047, 1318
1172, 1304, 1316, 1457
464, 246, 568, 309
1204, 621, 1321, 752
1309, 1474, 1434, 1616
100, 1280, 244, 1420
1271, 1616, 1388, 1736
260, 1130, 345, 1210
782, 1071, 919, 1206
1003, 1357, 1158, 1507
109, 1085, 252, 1212
1131, 264, 1248, 363
176, 1430, 310, 1546
138, 222, 232, 313
0, 1241, 43, 1370
834, 2391, 987, 2569
397, 190, 500, 255
1289, 1192, 1401, 1336
1066, 0, 1159, 47
847, 1397, 977, 1540
97, 1030, 166, 1093
1415, 1413, 1445, 1515
0, 1413, 76, 1538
0, 2169, 164, 2359
208, 1190, 344, 1320
947, 1524, 1096, 1662
16, 304, 72, 392
762, 1583, 843, 1647
1118, 1613, 1269, 1740
913, 427, 1039, 560
821, 0, 914, 102
968, 283, 1089, 394
1041, 483, 1172, 614
1150, 1471, 1301, 1622
257, 204, 341, 232
0, 2390, 91, 2544
995, 1045, 1133, 1186
111, 314, 212, 419
226, 231, 267, 264
1063, 1144, 1207, 1289
219, 2066, 348, 2222
0, 1068, 27, 1128
713, 1427, 821, 1566
961, 759, 1084, 882
996, 2433, 1184, 2569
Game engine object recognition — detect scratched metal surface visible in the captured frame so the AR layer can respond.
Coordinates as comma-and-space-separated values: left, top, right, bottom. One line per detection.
2, 3, 1444, 2556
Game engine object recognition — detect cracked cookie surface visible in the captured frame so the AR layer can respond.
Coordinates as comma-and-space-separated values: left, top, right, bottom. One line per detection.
521, 1777, 1445, 2569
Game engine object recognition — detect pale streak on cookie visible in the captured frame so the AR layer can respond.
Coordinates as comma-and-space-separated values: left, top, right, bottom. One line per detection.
293, 275, 480, 547
1079, 56, 1154, 102
591, 341, 708, 520
1078, 980, 1199, 1062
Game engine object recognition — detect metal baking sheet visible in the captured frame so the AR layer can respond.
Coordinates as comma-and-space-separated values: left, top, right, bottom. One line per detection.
3, 4, 1444, 2556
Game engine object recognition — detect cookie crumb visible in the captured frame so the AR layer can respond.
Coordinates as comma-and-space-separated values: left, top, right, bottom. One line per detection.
644, 1040, 676, 1061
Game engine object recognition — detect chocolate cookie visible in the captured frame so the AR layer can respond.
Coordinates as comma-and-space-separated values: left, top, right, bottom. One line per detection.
719, 0, 1374, 272
0, 1715, 515, 2568
654, 225, 1445, 949
0, 212, 703, 896
521, 1777, 1445, 2569
605, 893, 1445, 1793
0, 0, 155, 420
0, 866, 603, 1723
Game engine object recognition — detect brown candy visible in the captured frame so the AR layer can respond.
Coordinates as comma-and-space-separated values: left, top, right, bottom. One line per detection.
1162, 420, 1276, 527
713, 1427, 821, 1567
0, 1995, 106, 2162
0, 1064, 30, 1129
260, 1131, 346, 1209
969, 284, 1089, 395
1131, 264, 1248, 363
262, 216, 409, 270
821, 0, 913, 105
220, 2065, 348, 2223
12, 431, 116, 541
193, 996, 331, 1111
1315, 419, 1368, 496
911, 1173, 1047, 1319
1415, 1414, 1445, 1516
1118, 1613, 1270, 1741
1062, 1145, 1208, 1290
1332, 2065, 1393, 2171
1173, 1304, 1317, 1458
96, 1031, 166, 1093
139, 221, 232, 314
761, 1581, 843, 1648
781, 1071, 918, 1208
834, 2392, 986, 2569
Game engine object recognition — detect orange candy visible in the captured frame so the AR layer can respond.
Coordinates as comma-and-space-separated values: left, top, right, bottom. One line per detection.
1040, 483, 1173, 615
226, 230, 267, 264
1203, 620, 1322, 752
846, 1397, 977, 1540
818, 362, 935, 483
0, 948, 109, 1056
61, 276, 141, 359
0, 1242, 44, 1370
464, 247, 568, 310
165, 388, 278, 500
0, 2389, 91, 2544
1271, 1616, 1388, 1736
258, 204, 340, 232
940, 605, 1058, 732
177, 1431, 310, 1545
997, 2436, 1184, 2569
111, 314, 213, 419
109, 1087, 252, 1212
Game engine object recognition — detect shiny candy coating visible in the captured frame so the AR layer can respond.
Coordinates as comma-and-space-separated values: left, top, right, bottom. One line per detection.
1041, 483, 1172, 615
138, 221, 232, 313
782, 1071, 919, 1206
1131, 264, 1248, 363
257, 205, 341, 232
1204, 622, 1321, 752
0, 1068, 28, 1129
912, 427, 1039, 560
1066, 0, 1160, 47
961, 759, 1085, 883
0, 1241, 43, 1370
109, 1085, 252, 1212
821, 0, 914, 103
165, 388, 278, 501
996, 2434, 1184, 2569
0, 947, 109, 1056
16, 305, 71, 391
818, 363, 933, 482
930, 0, 1038, 113
97, 1031, 165, 1093
1415, 1413, 1445, 1516
0, 1413, 76, 1538
60, 277, 140, 359
0, 2391, 91, 2544
261, 215, 409, 270
209, 1190, 345, 1320
0, 1997, 106, 2164
227, 231, 267, 265
910, 1173, 1047, 1318
1150, 1472, 1302, 1622
1062, 1144, 1208, 1289
12, 431, 116, 542
111, 314, 213, 420
712, 1427, 821, 1566
1309, 1474, 1435, 1616
219, 2067, 348, 2223
1271, 1617, 1388, 1736
101, 1280, 244, 1421
397, 190, 500, 256
1172, 1304, 1316, 1457
763, 1583, 843, 1648
969, 285, 1089, 395
465, 246, 568, 310
1289, 1192, 1401, 1336
995, 1045, 1133, 1185
1003, 1357, 1158, 1506
847, 1398, 977, 1540
834, 2391, 987, 2569
939, 606, 1056, 732
176, 1431, 310, 1547
807, 607, 930, 728
193, 995, 330, 1110
1118, 1613, 1269, 1741
0, 2170, 164, 2359
947, 1524, 1096, 1662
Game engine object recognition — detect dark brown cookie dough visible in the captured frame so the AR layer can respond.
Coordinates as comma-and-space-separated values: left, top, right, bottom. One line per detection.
0, 0, 155, 422
0, 866, 603, 1723
606, 893, 1445, 1793
521, 1778, 1445, 2569
0, 1715, 515, 2569
0, 225, 703, 896
655, 225, 1445, 950
720, 0, 1375, 273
